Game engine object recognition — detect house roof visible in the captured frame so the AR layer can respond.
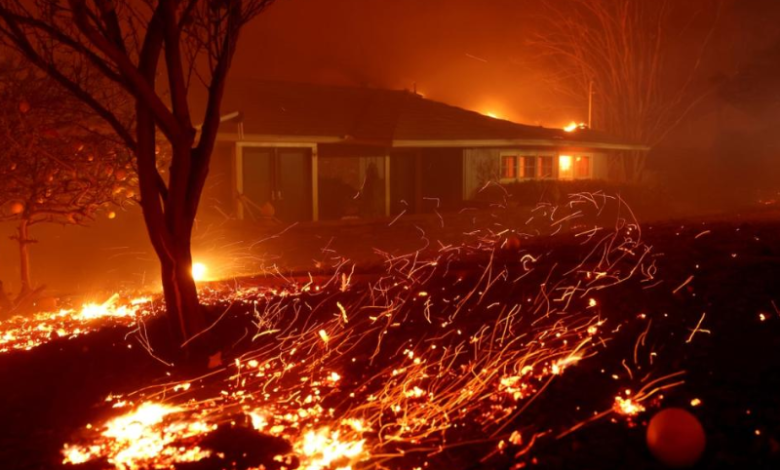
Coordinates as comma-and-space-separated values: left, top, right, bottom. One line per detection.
217, 80, 647, 151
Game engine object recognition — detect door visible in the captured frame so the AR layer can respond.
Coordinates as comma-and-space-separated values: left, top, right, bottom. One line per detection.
242, 147, 274, 217
276, 149, 312, 222
241, 146, 312, 222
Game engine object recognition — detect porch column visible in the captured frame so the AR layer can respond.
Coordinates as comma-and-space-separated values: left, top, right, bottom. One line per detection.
312, 145, 319, 222
235, 143, 245, 220
384, 153, 391, 217
414, 150, 423, 214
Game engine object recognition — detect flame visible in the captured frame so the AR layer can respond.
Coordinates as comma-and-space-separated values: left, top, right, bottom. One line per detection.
559, 155, 573, 172
62, 402, 214, 470
53, 193, 675, 470
191, 262, 208, 282
0, 294, 151, 353
78, 294, 133, 320
614, 395, 645, 416
563, 122, 585, 132
296, 427, 367, 470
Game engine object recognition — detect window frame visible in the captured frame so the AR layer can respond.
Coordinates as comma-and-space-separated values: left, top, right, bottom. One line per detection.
538, 155, 554, 179
574, 154, 593, 179
500, 154, 518, 181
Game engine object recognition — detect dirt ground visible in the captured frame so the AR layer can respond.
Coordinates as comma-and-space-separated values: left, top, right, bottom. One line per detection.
1, 205, 780, 469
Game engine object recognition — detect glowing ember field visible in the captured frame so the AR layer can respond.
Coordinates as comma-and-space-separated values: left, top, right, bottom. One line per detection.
0, 295, 154, 354
2, 195, 780, 470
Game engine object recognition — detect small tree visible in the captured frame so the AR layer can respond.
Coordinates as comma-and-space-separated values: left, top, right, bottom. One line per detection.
0, 1, 275, 347
533, 0, 725, 181
0, 60, 134, 308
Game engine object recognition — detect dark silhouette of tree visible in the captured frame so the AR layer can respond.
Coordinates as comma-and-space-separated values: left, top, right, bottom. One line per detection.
0, 1, 275, 348
533, 0, 725, 181
0, 59, 134, 311
722, 40, 780, 118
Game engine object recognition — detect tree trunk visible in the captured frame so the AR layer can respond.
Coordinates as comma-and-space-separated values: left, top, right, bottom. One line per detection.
159, 237, 206, 347
17, 218, 32, 297
135, 99, 207, 349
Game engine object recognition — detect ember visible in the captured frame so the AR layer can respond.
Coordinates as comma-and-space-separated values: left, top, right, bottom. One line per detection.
0, 294, 153, 353
58, 194, 682, 469
0, 1, 776, 468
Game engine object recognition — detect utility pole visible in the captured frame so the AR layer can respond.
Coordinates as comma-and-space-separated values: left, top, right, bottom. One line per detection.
588, 80, 594, 129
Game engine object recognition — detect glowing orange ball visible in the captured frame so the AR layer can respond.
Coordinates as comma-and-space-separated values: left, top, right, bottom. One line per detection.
9, 202, 24, 215
646, 408, 705, 468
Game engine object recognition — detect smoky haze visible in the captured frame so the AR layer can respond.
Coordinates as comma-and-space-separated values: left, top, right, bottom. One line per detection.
1, 0, 779, 298
230, 0, 572, 125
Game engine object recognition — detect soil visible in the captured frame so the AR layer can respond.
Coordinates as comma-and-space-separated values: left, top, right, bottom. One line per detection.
1, 209, 780, 470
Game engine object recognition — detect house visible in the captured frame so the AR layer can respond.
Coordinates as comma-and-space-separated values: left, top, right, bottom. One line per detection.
209, 81, 647, 223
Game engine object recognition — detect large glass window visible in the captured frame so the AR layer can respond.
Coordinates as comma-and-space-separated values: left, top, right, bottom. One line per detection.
318, 155, 385, 220
539, 156, 554, 178
576, 156, 591, 178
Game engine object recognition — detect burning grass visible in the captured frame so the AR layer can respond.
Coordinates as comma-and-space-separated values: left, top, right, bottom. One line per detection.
46, 192, 692, 470
0, 294, 154, 353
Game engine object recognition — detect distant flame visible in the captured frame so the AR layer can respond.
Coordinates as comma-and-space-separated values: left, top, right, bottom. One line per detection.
563, 122, 585, 132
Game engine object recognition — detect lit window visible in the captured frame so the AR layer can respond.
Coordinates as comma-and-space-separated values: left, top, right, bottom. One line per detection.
576, 156, 591, 178
502, 156, 517, 179
520, 156, 536, 178
539, 156, 553, 178
558, 155, 573, 180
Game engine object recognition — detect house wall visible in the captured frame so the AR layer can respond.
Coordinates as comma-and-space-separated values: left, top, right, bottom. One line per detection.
207, 139, 615, 223
199, 141, 236, 219
420, 148, 463, 212
592, 152, 610, 179
463, 148, 500, 200
390, 148, 464, 215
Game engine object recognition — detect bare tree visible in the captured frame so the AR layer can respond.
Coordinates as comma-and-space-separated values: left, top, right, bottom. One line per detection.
533, 0, 724, 181
0, 59, 134, 309
0, 1, 275, 347
722, 39, 780, 118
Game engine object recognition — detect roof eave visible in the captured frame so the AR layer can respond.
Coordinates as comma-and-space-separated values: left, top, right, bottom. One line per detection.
391, 138, 650, 151
218, 133, 346, 144
216, 132, 650, 152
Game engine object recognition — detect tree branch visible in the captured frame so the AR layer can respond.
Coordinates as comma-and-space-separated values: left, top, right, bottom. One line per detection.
67, 0, 182, 142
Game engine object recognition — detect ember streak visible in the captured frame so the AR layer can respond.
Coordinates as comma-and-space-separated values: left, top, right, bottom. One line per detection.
3, 193, 681, 469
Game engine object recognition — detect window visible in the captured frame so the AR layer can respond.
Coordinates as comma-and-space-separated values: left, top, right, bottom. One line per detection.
539, 156, 554, 178
499, 153, 569, 180
558, 155, 574, 180
520, 156, 536, 178
576, 156, 591, 178
502, 155, 517, 179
